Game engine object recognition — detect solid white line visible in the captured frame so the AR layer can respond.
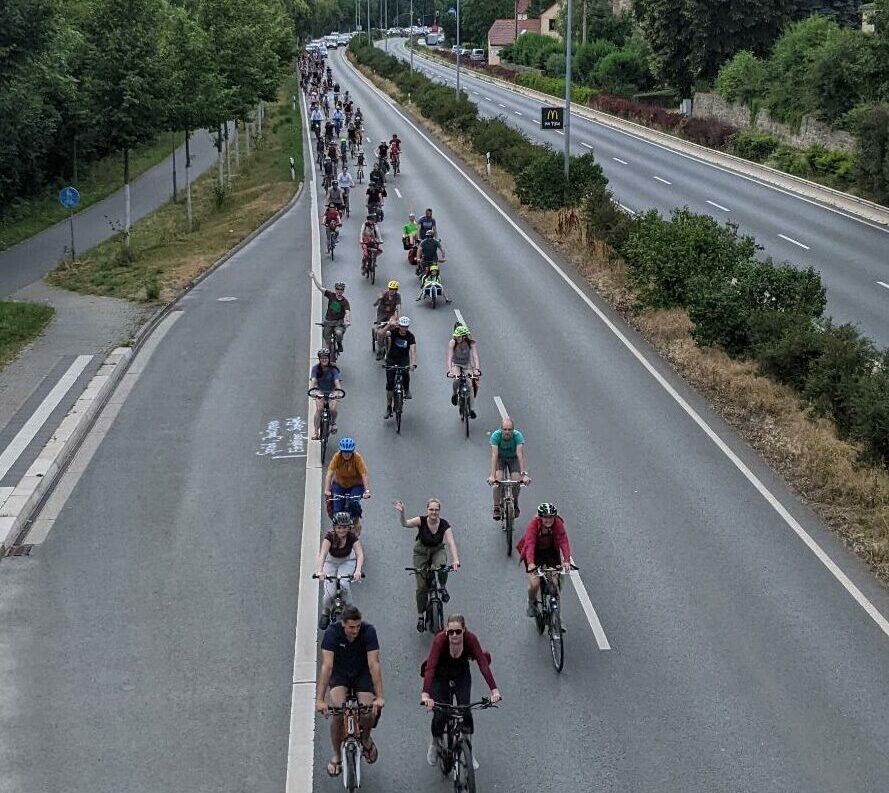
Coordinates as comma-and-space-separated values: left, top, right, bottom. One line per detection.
878, 281, 889, 291
611, 156, 627, 164
514, 110, 522, 116
285, 90, 325, 793
706, 200, 732, 212
346, 50, 889, 642
493, 396, 508, 420
0, 355, 92, 482
394, 187, 403, 199
778, 233, 811, 250
581, 142, 593, 149
653, 176, 672, 185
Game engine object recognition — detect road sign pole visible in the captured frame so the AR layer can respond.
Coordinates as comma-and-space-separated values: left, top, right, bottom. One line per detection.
68, 210, 76, 261
564, 0, 572, 183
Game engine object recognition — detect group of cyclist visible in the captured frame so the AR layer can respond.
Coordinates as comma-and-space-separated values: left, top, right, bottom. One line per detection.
308, 57, 575, 782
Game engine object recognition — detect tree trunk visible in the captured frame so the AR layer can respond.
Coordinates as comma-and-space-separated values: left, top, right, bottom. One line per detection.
124, 147, 131, 248
171, 131, 178, 202
246, 120, 251, 158
185, 130, 193, 232
73, 137, 78, 184
234, 121, 241, 171
257, 101, 263, 135
582, 0, 587, 44
224, 122, 232, 189
217, 123, 224, 188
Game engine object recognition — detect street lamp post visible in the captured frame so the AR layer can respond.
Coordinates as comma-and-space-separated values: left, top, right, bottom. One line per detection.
563, 0, 573, 182
384, 0, 388, 51
367, 0, 371, 44
409, 0, 414, 72
455, 0, 461, 98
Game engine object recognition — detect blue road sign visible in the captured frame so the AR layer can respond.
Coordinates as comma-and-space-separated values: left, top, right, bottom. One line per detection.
59, 186, 80, 209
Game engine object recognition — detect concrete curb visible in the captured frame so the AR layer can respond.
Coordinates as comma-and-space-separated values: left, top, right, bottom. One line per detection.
1, 181, 305, 554
412, 48, 889, 228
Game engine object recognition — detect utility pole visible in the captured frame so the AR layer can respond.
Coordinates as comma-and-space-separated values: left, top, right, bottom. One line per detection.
564, 0, 572, 182
384, 0, 388, 51
367, 0, 371, 44
514, 0, 518, 44
455, 0, 461, 98
410, 0, 414, 71
582, 0, 587, 45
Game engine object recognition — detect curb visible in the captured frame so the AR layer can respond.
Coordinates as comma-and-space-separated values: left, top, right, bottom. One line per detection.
410, 48, 889, 228
1, 181, 305, 554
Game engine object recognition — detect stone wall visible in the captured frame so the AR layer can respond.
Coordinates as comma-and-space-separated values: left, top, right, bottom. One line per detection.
692, 92, 857, 153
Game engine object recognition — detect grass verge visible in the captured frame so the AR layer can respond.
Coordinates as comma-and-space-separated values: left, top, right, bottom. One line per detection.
353, 56, 889, 584
0, 133, 186, 253
0, 301, 55, 369
47, 85, 301, 303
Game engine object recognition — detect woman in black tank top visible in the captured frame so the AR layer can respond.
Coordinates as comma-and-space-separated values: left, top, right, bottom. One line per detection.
393, 498, 462, 633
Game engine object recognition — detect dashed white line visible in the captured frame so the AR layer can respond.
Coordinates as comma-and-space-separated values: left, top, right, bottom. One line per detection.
514, 110, 523, 116
394, 187, 403, 198
653, 176, 672, 185
612, 157, 628, 164
493, 396, 508, 420
778, 233, 810, 250
454, 309, 467, 326
706, 200, 732, 212
877, 281, 889, 291
472, 90, 479, 95
555, 130, 565, 136
497, 103, 506, 108
484, 96, 492, 101
581, 142, 593, 149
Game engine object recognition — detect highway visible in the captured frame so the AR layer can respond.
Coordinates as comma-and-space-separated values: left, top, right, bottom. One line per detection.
388, 40, 889, 349
1, 46, 888, 793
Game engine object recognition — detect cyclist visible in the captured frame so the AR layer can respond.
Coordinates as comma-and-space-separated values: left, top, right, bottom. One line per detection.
384, 316, 416, 417
360, 215, 383, 275
324, 437, 372, 533
402, 211, 419, 248
486, 417, 530, 520
420, 615, 501, 768
315, 135, 326, 168
324, 118, 335, 143
316, 511, 365, 629
316, 605, 384, 776
417, 229, 446, 276
417, 208, 437, 238
320, 202, 342, 249
446, 325, 480, 419
516, 503, 572, 617
393, 498, 460, 633
337, 164, 354, 212
322, 156, 336, 189
376, 139, 389, 172
373, 280, 402, 359
325, 181, 345, 214
417, 264, 451, 304
356, 148, 366, 180
388, 134, 402, 172
368, 161, 386, 190
339, 136, 348, 163
309, 271, 350, 351
309, 348, 343, 439
310, 103, 324, 137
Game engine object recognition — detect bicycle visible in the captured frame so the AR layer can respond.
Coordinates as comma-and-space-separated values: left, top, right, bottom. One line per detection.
342, 188, 350, 218
447, 368, 479, 438
532, 564, 578, 673
490, 464, 528, 557
406, 563, 454, 635
316, 320, 345, 364
428, 698, 496, 792
370, 320, 391, 359
325, 223, 340, 259
308, 387, 345, 463
390, 151, 400, 175
362, 241, 381, 285
312, 571, 364, 627
326, 696, 376, 791
382, 364, 410, 434
325, 492, 366, 533
356, 164, 364, 184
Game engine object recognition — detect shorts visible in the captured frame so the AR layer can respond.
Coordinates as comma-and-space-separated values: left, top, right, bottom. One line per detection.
330, 669, 375, 694
496, 457, 518, 474
526, 546, 560, 572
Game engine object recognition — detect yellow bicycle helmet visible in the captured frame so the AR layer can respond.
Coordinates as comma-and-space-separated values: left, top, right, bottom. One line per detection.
453, 324, 470, 337
387, 280, 400, 290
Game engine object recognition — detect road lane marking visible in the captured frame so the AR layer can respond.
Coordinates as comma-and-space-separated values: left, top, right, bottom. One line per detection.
617, 203, 637, 216
472, 90, 479, 95
217, 296, 238, 302
706, 200, 732, 212
454, 309, 467, 327
484, 96, 492, 101
348, 53, 889, 642
611, 156, 627, 164
653, 176, 672, 185
778, 233, 810, 250
581, 142, 593, 149
555, 130, 565, 135
0, 356, 92, 483
394, 187, 403, 198
877, 281, 889, 291
497, 103, 506, 108
514, 110, 523, 116
494, 395, 610, 650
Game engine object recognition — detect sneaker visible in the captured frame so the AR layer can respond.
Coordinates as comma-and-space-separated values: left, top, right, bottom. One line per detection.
492, 505, 501, 521
404, 391, 412, 400
472, 754, 479, 771
451, 394, 458, 406
375, 350, 384, 360
416, 615, 426, 633
426, 740, 439, 766
384, 408, 393, 419
469, 409, 477, 419
319, 612, 331, 630
526, 601, 536, 618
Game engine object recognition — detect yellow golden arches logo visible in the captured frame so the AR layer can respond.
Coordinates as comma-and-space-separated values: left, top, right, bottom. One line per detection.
545, 109, 560, 121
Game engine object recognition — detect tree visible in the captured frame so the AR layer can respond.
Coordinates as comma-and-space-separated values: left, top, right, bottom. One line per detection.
459, 0, 514, 47
714, 50, 768, 105
633, 0, 698, 97
809, 26, 877, 124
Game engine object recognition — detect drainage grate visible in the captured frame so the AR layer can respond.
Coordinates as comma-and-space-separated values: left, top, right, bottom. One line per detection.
4, 544, 33, 557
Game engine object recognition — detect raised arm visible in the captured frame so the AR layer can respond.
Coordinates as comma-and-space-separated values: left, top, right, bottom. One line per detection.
308, 270, 324, 293
315, 538, 331, 577
392, 499, 421, 528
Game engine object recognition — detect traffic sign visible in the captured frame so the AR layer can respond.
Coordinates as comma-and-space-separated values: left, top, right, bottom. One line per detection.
541, 106, 564, 130
59, 186, 80, 209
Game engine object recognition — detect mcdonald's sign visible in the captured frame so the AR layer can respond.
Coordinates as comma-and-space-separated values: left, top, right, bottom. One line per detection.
541, 106, 563, 130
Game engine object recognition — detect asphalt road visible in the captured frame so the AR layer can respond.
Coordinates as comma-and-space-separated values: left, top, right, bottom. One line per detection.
1, 49, 888, 793
388, 40, 889, 349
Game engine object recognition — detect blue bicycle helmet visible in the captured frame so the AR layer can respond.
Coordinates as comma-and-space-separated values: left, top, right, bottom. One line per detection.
338, 437, 356, 452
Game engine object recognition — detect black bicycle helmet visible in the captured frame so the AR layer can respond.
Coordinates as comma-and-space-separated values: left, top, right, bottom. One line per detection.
317, 348, 330, 358
333, 512, 352, 527
334, 282, 345, 290
537, 503, 558, 517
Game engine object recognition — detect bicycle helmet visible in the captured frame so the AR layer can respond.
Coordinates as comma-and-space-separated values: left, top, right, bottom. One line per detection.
425, 229, 435, 236
397, 316, 411, 327
334, 282, 345, 290
317, 348, 330, 358
537, 503, 558, 517
333, 511, 352, 527
428, 264, 439, 274
453, 325, 470, 337
338, 437, 356, 452
387, 280, 400, 290
365, 214, 376, 223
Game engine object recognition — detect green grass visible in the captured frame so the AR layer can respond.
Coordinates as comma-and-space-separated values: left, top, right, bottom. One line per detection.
0, 132, 185, 253
0, 301, 55, 369
47, 81, 302, 303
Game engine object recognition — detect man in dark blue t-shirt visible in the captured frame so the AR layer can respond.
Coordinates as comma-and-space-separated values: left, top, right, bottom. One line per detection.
316, 605, 384, 777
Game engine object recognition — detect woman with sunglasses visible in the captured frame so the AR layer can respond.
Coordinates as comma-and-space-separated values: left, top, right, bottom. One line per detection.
420, 615, 501, 768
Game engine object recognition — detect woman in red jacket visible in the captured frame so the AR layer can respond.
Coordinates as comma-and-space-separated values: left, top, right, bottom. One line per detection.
420, 615, 501, 767
516, 503, 572, 617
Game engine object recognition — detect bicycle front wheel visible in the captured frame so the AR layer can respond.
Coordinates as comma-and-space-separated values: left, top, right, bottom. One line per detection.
344, 742, 359, 792
549, 605, 564, 672
394, 390, 403, 434
320, 413, 330, 463
504, 498, 514, 556
430, 599, 444, 634
454, 741, 476, 793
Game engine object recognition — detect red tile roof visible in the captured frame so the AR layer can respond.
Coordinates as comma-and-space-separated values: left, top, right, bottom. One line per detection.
487, 18, 541, 46
517, 0, 531, 13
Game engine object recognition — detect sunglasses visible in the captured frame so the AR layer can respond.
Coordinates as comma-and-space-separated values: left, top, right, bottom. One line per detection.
447, 628, 463, 636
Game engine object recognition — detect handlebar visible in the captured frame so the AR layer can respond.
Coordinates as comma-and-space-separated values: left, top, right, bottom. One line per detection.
325, 493, 365, 501
381, 364, 414, 370
312, 573, 366, 581
326, 703, 376, 716
490, 480, 528, 487
427, 698, 498, 713
405, 564, 458, 575
447, 369, 481, 379
533, 564, 579, 576
308, 387, 346, 399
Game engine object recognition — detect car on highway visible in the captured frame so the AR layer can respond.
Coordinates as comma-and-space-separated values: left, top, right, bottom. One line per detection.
337, 33, 350, 46
325, 35, 339, 49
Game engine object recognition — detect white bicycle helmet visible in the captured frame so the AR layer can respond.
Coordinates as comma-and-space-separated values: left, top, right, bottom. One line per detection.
397, 316, 411, 327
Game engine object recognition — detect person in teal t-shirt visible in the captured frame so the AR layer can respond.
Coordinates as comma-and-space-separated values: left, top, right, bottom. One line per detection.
486, 417, 530, 520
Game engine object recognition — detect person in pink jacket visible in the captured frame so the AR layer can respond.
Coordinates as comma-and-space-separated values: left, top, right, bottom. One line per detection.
516, 503, 572, 617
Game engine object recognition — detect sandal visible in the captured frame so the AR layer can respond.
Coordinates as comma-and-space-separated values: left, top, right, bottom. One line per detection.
311, 432, 320, 441
361, 738, 379, 764
492, 505, 501, 521
416, 615, 426, 633
326, 758, 342, 777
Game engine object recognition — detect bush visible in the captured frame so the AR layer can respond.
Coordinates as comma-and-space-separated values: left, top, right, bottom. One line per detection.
413, 84, 477, 133
620, 208, 758, 308
470, 117, 537, 175
545, 53, 566, 77
508, 31, 563, 69
732, 130, 780, 162
854, 103, 889, 204
573, 39, 618, 84
680, 116, 737, 149
803, 321, 878, 434
715, 50, 767, 105
592, 48, 648, 95
766, 144, 855, 186
581, 183, 635, 250
848, 355, 889, 464
515, 72, 596, 104
515, 150, 607, 210
752, 312, 827, 391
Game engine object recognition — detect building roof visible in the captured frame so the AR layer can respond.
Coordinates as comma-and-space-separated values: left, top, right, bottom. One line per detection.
487, 18, 541, 46
517, 0, 531, 14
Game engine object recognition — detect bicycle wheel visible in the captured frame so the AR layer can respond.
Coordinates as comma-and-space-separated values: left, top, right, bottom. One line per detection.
344, 742, 359, 792
461, 394, 470, 439
504, 498, 514, 556
371, 325, 377, 353
430, 598, 444, 634
534, 595, 546, 635
320, 411, 330, 463
370, 259, 376, 285
454, 741, 476, 793
549, 602, 564, 672
431, 291, 437, 309
394, 389, 403, 434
